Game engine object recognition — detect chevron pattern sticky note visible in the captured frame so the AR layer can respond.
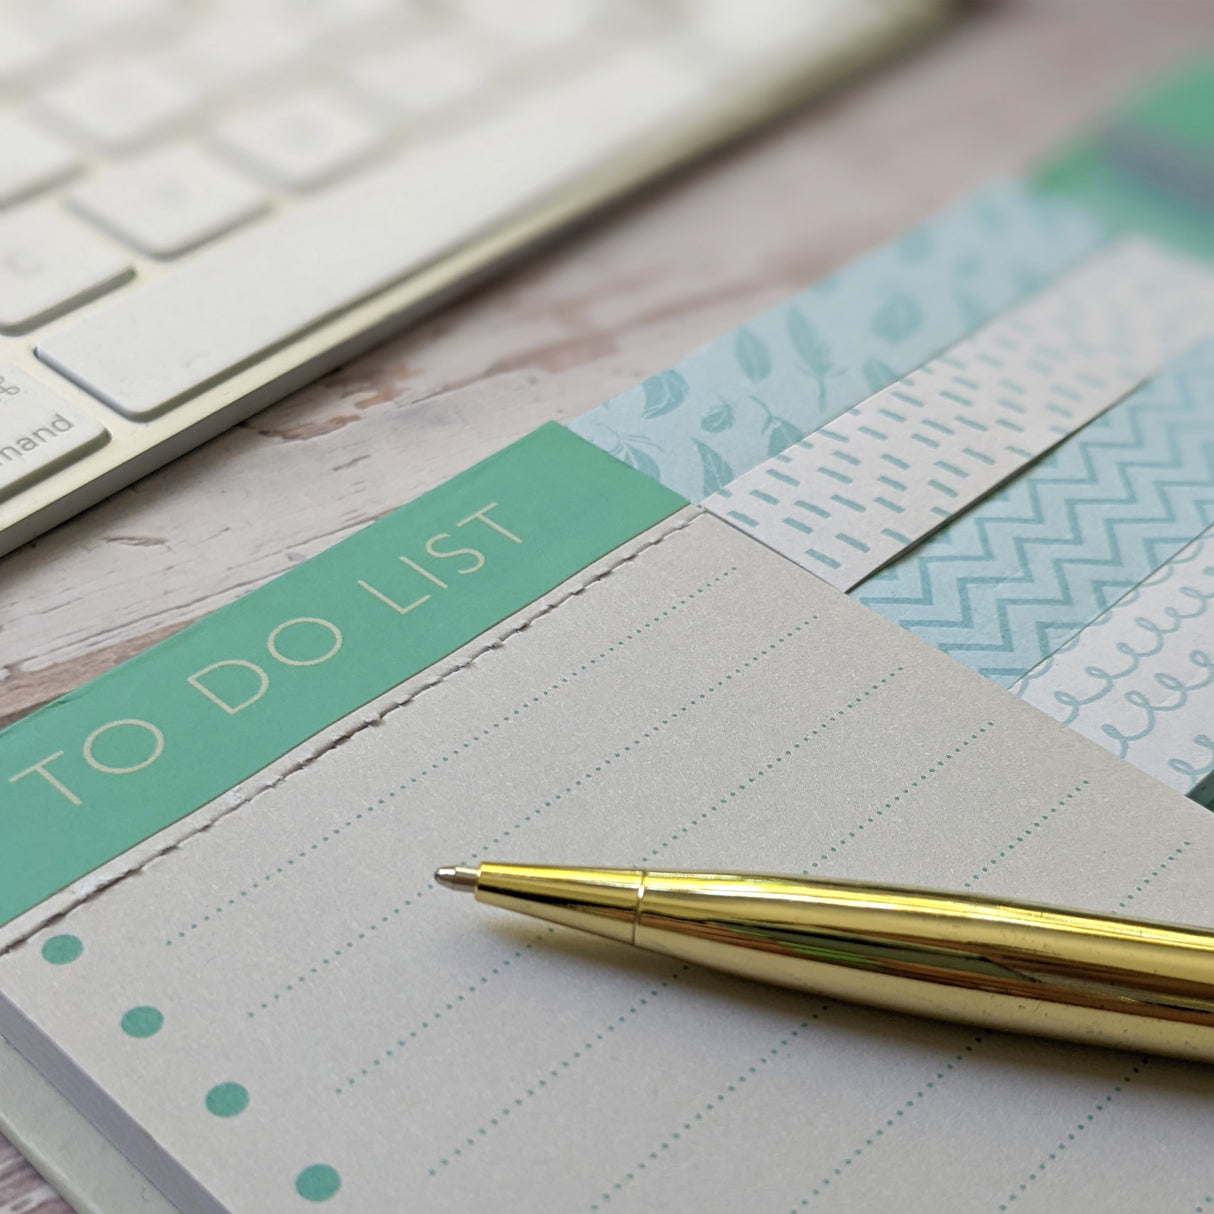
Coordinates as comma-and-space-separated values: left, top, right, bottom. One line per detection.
1012, 527, 1214, 801
704, 239, 1214, 589
851, 339, 1214, 688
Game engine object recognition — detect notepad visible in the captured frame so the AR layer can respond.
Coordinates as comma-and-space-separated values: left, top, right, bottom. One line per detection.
2, 496, 1212, 1214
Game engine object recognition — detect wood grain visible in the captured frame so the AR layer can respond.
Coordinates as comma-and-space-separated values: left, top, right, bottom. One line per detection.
3, 2, 1210, 1209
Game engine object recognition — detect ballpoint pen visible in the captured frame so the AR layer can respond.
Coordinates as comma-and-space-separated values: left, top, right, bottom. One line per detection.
434, 863, 1214, 1063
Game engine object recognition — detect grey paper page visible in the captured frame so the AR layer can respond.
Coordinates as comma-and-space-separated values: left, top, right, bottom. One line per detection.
0, 513, 1211, 1214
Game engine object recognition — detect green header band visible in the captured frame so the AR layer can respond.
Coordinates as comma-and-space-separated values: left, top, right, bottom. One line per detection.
0, 424, 686, 927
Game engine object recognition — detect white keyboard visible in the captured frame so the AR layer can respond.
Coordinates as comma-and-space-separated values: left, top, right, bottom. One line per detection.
0, 0, 945, 556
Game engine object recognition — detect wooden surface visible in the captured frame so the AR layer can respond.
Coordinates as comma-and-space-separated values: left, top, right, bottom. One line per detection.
2, 2, 1210, 1209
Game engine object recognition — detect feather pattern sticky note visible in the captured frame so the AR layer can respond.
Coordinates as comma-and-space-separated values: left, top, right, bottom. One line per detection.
570, 179, 1106, 500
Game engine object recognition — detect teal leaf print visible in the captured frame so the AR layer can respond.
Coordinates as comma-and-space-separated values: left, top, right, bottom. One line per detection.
766, 418, 800, 456
640, 369, 689, 419
871, 293, 923, 343
734, 327, 771, 383
749, 394, 801, 457
701, 401, 735, 433
693, 439, 733, 497
785, 308, 836, 378
862, 357, 897, 395
620, 442, 661, 482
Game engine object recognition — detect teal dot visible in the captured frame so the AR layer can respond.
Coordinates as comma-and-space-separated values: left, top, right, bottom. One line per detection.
41, 935, 83, 965
120, 1006, 163, 1038
295, 1164, 341, 1202
205, 1083, 249, 1118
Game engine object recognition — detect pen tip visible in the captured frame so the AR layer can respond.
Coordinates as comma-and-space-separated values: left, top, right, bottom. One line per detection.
434, 865, 479, 892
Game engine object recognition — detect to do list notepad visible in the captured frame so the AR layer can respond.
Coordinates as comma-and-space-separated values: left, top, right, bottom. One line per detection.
1, 429, 1212, 1214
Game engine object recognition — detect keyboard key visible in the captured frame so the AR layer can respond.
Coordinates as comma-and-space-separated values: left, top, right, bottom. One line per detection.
457, 0, 604, 48
168, 16, 312, 95
8, 0, 181, 51
258, 0, 403, 46
35, 60, 198, 151
689, 0, 871, 55
38, 47, 709, 418
69, 145, 268, 258
0, 113, 79, 207
0, 365, 108, 501
213, 91, 384, 191
0, 19, 54, 85
0, 205, 133, 334
346, 34, 499, 119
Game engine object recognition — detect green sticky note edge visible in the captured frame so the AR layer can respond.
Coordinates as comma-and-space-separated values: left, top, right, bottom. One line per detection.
1120, 57, 1214, 154
1033, 56, 1214, 260
1034, 144, 1213, 260
0, 423, 686, 927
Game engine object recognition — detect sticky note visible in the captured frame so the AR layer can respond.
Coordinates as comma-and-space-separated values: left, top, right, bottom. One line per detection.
570, 179, 1106, 500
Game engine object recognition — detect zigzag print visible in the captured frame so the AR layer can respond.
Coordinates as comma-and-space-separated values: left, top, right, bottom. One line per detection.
852, 340, 1214, 686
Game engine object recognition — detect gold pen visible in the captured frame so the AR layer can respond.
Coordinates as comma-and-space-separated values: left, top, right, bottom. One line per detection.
435, 863, 1214, 1063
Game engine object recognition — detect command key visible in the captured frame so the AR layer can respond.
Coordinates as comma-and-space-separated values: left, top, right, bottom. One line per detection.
0, 365, 108, 501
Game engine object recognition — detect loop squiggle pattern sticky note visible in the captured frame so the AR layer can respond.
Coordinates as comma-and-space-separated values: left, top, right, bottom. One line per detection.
1013, 527, 1214, 800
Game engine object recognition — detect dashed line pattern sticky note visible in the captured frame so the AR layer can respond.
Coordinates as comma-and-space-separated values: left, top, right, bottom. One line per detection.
706, 238, 1214, 589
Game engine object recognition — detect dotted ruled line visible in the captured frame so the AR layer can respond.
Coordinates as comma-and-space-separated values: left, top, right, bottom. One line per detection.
1118, 841, 1192, 910
428, 967, 690, 1175
164, 820, 422, 949
997, 1061, 1149, 1210
246, 893, 427, 1019
789, 1037, 987, 1208
333, 927, 556, 1096
963, 780, 1091, 888
801, 721, 996, 873
586, 1009, 834, 1211
462, 619, 820, 863
163, 566, 738, 945
636, 666, 906, 864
